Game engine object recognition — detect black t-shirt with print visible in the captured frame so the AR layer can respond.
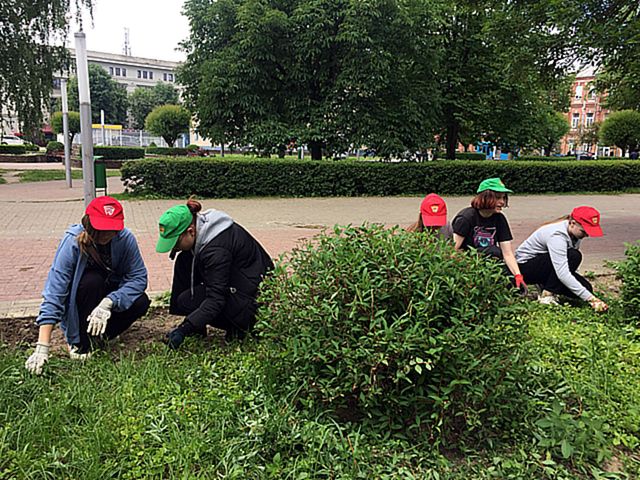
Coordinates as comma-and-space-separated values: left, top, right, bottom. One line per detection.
451, 207, 513, 251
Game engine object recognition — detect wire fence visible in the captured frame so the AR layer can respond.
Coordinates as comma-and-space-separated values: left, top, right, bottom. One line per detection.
70, 128, 187, 148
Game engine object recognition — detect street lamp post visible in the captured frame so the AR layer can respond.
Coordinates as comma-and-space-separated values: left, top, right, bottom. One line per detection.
74, 31, 95, 207
60, 78, 72, 188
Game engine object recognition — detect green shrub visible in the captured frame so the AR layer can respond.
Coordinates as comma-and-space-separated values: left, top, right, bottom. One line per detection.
455, 151, 485, 160
23, 143, 40, 152
87, 146, 145, 160
186, 144, 199, 152
46, 141, 64, 154
618, 241, 640, 321
0, 144, 27, 154
145, 146, 189, 156
257, 225, 526, 444
121, 157, 640, 197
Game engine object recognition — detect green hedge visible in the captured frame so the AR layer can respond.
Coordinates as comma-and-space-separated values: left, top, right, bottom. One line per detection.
0, 144, 26, 154
145, 146, 188, 156
89, 146, 145, 160
120, 157, 640, 197
516, 155, 631, 161
455, 152, 486, 160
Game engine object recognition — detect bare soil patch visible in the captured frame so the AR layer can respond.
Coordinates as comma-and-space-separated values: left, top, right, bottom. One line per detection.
0, 308, 226, 357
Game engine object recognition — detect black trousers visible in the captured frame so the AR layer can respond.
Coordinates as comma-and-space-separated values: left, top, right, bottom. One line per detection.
169, 251, 258, 338
518, 248, 593, 299
76, 269, 151, 349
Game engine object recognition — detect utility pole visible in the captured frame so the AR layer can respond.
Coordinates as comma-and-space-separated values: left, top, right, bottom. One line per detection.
75, 31, 95, 207
60, 78, 72, 188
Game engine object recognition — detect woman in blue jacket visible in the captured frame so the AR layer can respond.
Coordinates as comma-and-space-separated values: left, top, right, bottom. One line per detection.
25, 197, 150, 374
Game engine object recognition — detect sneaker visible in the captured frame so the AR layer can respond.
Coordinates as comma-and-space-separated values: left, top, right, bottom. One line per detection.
68, 344, 92, 360
537, 291, 560, 305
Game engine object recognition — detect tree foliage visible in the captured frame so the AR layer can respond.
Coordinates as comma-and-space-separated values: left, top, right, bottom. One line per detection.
180, 0, 579, 159
575, 2, 640, 111
145, 104, 191, 147
599, 110, 640, 156
0, 0, 93, 138
535, 112, 570, 156
67, 64, 128, 125
50, 111, 81, 144
180, 0, 441, 159
128, 82, 180, 129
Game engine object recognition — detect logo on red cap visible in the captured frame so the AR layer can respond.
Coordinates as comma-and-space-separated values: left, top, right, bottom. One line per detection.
104, 205, 115, 216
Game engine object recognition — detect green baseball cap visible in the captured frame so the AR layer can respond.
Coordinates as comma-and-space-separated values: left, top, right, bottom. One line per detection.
156, 205, 193, 253
477, 177, 513, 194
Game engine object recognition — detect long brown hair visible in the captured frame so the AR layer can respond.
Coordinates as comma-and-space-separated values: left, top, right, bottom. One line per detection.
406, 213, 425, 232
541, 214, 571, 227
77, 215, 117, 259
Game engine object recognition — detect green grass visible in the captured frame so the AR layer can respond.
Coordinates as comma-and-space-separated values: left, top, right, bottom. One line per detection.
17, 169, 121, 183
1, 301, 639, 478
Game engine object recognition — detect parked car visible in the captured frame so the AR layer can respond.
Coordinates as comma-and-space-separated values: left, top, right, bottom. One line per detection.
0, 134, 24, 145
575, 151, 594, 160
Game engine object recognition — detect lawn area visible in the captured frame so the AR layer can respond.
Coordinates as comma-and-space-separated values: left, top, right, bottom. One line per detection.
1, 304, 638, 478
17, 168, 121, 183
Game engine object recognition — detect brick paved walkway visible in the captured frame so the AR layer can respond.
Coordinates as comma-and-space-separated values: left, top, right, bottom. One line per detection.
1, 169, 639, 317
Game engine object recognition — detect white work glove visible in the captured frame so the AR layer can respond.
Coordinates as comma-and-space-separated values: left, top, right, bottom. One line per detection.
87, 297, 114, 336
25, 342, 50, 375
588, 296, 608, 313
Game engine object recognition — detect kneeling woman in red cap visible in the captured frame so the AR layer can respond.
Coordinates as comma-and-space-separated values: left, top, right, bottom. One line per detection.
25, 197, 150, 374
407, 193, 453, 238
515, 206, 608, 311
156, 199, 273, 349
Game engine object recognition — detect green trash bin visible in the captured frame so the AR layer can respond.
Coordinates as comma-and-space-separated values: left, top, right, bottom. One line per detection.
94, 156, 107, 196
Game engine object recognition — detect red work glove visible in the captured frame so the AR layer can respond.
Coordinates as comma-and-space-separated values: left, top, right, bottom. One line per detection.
515, 274, 528, 296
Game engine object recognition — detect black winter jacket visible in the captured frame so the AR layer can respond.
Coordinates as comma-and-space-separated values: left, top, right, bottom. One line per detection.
186, 221, 274, 329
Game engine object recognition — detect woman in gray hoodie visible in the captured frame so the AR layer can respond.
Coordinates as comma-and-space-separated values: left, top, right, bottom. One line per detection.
156, 199, 274, 348
515, 206, 608, 312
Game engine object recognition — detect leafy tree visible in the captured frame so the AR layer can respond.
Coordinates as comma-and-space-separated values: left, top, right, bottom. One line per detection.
145, 104, 191, 147
180, 0, 441, 160
578, 122, 600, 153
599, 110, 640, 156
67, 64, 128, 125
50, 111, 81, 145
128, 82, 180, 129
575, 2, 640, 112
535, 112, 570, 156
0, 0, 93, 138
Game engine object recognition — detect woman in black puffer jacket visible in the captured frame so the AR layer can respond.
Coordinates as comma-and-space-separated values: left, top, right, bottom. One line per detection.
156, 199, 273, 348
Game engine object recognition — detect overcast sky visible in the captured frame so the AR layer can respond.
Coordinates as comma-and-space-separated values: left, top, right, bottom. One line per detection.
75, 0, 190, 62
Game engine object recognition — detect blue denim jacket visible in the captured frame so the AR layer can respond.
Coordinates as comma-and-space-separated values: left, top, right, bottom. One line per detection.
36, 225, 148, 345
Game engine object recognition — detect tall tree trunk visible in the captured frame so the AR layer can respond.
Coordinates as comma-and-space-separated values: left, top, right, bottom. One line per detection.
446, 122, 459, 160
221, 143, 225, 157
310, 141, 322, 160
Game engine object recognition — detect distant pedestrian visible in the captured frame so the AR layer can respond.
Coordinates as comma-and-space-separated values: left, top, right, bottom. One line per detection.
515, 206, 608, 311
156, 199, 274, 349
406, 193, 453, 238
451, 177, 527, 293
630, 150, 639, 160
25, 197, 150, 374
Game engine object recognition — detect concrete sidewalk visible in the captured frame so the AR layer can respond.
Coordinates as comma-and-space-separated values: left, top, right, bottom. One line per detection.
1, 175, 639, 318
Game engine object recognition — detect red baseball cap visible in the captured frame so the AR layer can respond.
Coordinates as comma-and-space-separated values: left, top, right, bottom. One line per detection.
420, 193, 447, 227
85, 196, 124, 231
571, 206, 603, 237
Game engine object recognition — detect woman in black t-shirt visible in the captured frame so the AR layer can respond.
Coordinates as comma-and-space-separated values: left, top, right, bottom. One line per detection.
451, 177, 526, 292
